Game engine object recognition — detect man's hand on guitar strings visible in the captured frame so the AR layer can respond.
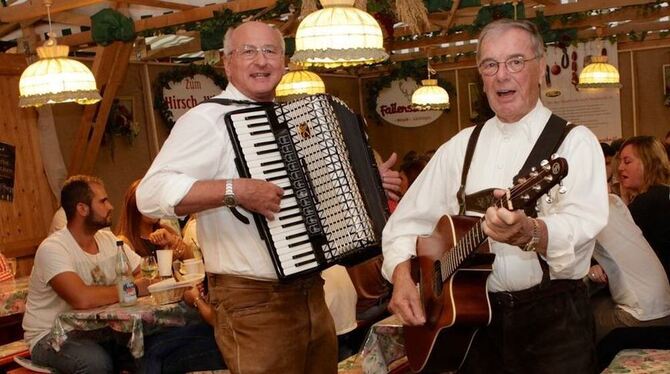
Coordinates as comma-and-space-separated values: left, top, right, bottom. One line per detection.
379, 152, 402, 201
481, 189, 534, 247
389, 260, 426, 326
235, 179, 284, 220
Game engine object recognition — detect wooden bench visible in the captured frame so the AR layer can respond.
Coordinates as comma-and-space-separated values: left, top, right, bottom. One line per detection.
0, 340, 29, 366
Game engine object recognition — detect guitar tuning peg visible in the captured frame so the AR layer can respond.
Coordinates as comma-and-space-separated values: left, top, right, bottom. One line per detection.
517, 177, 527, 184
540, 160, 549, 167
522, 193, 530, 201
550, 153, 558, 160
558, 181, 567, 194
545, 194, 553, 204
532, 185, 542, 192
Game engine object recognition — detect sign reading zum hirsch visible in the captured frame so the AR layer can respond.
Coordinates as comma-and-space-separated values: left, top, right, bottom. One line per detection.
162, 74, 223, 122
375, 78, 442, 127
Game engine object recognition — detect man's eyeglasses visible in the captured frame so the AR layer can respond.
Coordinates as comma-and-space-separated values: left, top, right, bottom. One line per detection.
478, 55, 539, 76
228, 45, 282, 60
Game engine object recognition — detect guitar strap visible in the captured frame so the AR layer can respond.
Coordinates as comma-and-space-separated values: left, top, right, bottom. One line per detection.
457, 114, 577, 285
457, 114, 576, 216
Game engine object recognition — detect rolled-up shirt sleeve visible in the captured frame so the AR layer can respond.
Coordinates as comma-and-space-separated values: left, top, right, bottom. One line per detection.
540, 126, 608, 276
381, 137, 465, 282
137, 107, 228, 219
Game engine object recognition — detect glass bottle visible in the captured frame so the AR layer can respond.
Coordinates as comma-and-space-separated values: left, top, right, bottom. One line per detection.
115, 240, 138, 306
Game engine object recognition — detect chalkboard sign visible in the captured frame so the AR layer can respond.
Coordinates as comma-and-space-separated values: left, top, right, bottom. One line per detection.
0, 142, 15, 201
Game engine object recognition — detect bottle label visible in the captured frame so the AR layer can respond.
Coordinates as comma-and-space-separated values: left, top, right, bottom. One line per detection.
118, 280, 137, 305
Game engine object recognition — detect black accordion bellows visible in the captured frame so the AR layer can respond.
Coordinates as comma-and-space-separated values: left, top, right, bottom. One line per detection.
225, 94, 389, 279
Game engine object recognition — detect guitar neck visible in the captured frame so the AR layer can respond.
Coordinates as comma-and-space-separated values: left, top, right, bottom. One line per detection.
438, 215, 488, 283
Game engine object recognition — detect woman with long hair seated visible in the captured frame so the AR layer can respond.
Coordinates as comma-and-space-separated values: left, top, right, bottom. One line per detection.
116, 180, 193, 260
617, 136, 670, 276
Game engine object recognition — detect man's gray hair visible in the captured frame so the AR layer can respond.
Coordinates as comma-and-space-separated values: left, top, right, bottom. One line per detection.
476, 19, 545, 62
223, 22, 286, 55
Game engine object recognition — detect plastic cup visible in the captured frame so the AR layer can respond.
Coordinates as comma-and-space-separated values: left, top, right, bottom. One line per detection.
183, 258, 204, 274
156, 249, 174, 278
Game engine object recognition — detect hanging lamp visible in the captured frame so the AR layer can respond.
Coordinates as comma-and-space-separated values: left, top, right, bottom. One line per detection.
411, 56, 449, 110
577, 28, 622, 90
577, 55, 622, 89
275, 65, 326, 102
19, 0, 101, 107
291, 0, 389, 69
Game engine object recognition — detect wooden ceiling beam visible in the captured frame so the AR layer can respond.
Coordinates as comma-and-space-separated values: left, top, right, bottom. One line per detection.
528, 0, 659, 18
58, 0, 276, 47
50, 11, 92, 27
119, 0, 196, 11
0, 22, 20, 38
0, 0, 104, 23
142, 32, 200, 60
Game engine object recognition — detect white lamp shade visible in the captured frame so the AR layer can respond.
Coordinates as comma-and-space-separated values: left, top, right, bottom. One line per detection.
275, 70, 326, 100
577, 55, 622, 89
411, 79, 450, 110
19, 43, 101, 107
291, 1, 388, 68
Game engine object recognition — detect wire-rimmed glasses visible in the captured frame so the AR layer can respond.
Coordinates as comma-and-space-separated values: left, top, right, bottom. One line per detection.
229, 44, 282, 60
478, 55, 540, 76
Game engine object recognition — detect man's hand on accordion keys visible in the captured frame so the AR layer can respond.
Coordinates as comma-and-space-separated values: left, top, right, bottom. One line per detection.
379, 152, 402, 201
234, 178, 284, 220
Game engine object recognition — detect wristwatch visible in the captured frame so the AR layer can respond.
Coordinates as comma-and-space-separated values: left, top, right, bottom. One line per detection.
522, 218, 540, 252
223, 179, 238, 207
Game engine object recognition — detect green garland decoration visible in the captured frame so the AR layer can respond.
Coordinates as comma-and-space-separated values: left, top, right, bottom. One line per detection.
154, 64, 228, 130
365, 59, 456, 124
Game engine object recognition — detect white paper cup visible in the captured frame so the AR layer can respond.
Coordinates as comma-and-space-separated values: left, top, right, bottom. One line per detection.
183, 259, 204, 275
156, 249, 174, 277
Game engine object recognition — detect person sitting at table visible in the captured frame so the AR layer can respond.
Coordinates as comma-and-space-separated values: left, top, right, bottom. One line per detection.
116, 179, 194, 260
588, 193, 670, 343
22, 175, 151, 373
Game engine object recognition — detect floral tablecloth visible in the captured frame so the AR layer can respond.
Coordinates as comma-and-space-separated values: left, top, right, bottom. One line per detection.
51, 296, 199, 358
338, 315, 408, 374
0, 276, 29, 317
603, 349, 670, 373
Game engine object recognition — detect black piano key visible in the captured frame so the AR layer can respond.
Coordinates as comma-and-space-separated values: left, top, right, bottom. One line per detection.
254, 140, 277, 147
292, 251, 313, 259
257, 148, 279, 155
286, 232, 308, 240
250, 129, 272, 136
282, 220, 305, 229
265, 166, 286, 174
267, 174, 288, 182
260, 159, 284, 167
279, 211, 302, 220
280, 204, 298, 212
295, 258, 318, 267
288, 239, 311, 248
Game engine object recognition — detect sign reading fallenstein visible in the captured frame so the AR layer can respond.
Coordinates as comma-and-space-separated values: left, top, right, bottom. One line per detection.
375, 78, 442, 127
162, 74, 222, 122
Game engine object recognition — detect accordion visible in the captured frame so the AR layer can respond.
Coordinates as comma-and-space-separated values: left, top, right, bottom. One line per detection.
224, 94, 389, 279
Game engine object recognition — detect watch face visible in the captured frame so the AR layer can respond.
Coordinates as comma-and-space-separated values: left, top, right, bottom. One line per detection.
224, 195, 237, 207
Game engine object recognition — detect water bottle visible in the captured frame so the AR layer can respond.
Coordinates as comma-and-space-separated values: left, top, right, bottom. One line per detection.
115, 240, 138, 306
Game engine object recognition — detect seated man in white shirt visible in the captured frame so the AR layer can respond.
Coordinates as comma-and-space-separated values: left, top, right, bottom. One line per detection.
589, 194, 670, 342
23, 175, 150, 373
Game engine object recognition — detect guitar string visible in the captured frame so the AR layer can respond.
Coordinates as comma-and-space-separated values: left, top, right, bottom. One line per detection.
440, 163, 562, 278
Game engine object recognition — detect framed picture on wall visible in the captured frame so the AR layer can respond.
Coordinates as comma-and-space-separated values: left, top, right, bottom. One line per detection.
664, 64, 670, 95
468, 82, 481, 120
106, 96, 138, 141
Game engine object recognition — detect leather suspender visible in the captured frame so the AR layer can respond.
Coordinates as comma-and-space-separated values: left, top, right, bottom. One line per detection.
457, 115, 577, 216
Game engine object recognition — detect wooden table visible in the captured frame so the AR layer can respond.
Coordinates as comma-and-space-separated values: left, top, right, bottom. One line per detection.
51, 296, 201, 358
0, 277, 29, 318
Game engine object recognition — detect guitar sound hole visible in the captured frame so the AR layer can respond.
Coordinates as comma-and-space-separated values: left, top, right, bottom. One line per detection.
433, 261, 443, 296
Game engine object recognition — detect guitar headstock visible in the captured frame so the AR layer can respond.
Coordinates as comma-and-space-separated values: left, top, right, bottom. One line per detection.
502, 158, 569, 210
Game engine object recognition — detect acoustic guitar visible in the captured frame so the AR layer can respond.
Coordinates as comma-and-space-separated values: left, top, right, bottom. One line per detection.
404, 158, 568, 373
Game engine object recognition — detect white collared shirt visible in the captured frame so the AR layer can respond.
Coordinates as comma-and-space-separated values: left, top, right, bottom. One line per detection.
382, 100, 609, 292
136, 84, 278, 279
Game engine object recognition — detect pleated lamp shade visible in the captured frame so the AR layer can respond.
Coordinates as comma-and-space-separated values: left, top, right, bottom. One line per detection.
291, 0, 388, 68
411, 79, 450, 110
577, 55, 622, 89
19, 40, 101, 107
